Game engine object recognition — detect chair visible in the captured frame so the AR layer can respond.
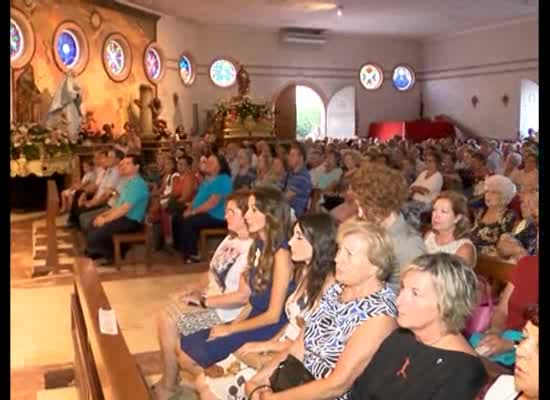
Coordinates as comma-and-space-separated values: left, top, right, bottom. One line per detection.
199, 228, 228, 262
112, 222, 153, 271
112, 199, 154, 271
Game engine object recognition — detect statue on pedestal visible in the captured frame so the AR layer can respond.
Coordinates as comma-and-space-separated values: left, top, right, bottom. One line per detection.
47, 70, 82, 141
236, 64, 250, 98
134, 84, 154, 139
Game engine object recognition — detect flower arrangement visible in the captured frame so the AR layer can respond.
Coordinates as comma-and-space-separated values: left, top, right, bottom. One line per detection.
10, 122, 75, 161
214, 95, 272, 123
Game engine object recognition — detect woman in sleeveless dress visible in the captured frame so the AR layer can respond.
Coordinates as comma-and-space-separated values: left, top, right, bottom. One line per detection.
165, 187, 295, 400
244, 220, 398, 400
152, 190, 253, 400
195, 213, 338, 400
424, 191, 477, 267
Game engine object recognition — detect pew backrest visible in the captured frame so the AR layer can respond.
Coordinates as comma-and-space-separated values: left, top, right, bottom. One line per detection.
71, 258, 152, 400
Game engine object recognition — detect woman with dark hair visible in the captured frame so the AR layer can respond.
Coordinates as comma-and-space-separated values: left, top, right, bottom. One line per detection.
171, 187, 295, 388
243, 220, 398, 400
172, 153, 233, 263
194, 213, 338, 399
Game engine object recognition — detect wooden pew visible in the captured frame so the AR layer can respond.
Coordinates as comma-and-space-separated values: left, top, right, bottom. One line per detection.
71, 258, 152, 400
475, 255, 516, 289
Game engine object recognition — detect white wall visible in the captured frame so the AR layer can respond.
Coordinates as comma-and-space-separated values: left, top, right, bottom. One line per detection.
156, 21, 423, 136
420, 18, 538, 140
156, 16, 199, 135
327, 86, 355, 138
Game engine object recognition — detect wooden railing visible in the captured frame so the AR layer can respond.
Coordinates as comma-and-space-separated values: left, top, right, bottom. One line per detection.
46, 180, 60, 272
71, 258, 152, 400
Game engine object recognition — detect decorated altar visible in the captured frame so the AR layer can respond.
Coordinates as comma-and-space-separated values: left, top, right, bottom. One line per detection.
211, 65, 275, 140
10, 122, 75, 178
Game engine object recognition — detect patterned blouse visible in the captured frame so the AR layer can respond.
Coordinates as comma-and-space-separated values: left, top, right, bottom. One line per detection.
471, 208, 518, 256
303, 283, 397, 400
513, 218, 538, 256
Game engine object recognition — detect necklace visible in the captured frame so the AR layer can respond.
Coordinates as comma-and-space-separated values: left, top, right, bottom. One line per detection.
424, 333, 449, 347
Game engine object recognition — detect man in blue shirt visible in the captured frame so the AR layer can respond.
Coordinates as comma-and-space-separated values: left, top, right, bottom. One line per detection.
85, 154, 149, 265
284, 142, 312, 218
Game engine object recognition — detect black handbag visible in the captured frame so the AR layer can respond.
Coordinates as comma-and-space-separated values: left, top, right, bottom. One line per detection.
269, 354, 315, 392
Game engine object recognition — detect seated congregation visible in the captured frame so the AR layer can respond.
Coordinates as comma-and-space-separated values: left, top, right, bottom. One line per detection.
65, 134, 539, 400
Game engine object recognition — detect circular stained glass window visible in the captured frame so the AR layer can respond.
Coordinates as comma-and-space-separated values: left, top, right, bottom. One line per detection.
145, 47, 162, 81
210, 59, 237, 88
179, 55, 193, 85
56, 30, 80, 68
392, 65, 415, 91
359, 63, 384, 90
10, 19, 24, 61
105, 39, 125, 76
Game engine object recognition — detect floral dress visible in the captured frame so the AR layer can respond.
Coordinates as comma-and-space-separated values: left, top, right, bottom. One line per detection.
471, 208, 517, 256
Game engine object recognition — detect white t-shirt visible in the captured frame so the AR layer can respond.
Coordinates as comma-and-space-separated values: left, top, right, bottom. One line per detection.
411, 170, 443, 204
206, 235, 254, 322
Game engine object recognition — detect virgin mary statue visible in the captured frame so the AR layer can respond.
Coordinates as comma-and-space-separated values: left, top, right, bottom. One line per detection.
47, 71, 82, 141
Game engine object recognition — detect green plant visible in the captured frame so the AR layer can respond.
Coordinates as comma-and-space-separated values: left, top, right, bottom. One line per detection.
296, 106, 321, 139
21, 144, 40, 160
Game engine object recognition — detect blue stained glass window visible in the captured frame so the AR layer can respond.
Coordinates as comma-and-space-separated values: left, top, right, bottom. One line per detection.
210, 59, 237, 88
10, 19, 24, 60
392, 65, 415, 91
179, 56, 192, 84
105, 40, 125, 75
56, 30, 80, 68
145, 47, 162, 80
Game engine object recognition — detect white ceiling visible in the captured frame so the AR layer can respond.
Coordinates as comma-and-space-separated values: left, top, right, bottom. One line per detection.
126, 0, 538, 38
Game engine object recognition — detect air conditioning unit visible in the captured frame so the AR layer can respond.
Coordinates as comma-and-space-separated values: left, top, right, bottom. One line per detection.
280, 28, 327, 45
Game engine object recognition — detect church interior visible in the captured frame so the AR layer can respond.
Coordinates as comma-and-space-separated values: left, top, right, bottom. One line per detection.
11, 0, 539, 399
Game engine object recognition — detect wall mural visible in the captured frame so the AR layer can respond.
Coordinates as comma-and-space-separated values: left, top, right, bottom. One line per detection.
11, 0, 157, 137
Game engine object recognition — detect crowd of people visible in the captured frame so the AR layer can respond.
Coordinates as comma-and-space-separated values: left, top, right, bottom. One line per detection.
61, 131, 539, 399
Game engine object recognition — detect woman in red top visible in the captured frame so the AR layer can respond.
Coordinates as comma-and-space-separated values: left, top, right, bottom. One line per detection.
160, 156, 198, 245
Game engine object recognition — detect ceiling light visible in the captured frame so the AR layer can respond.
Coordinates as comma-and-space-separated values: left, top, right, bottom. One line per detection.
337, 6, 343, 16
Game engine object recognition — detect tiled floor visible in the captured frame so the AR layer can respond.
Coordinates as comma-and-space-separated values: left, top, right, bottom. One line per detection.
11, 214, 209, 398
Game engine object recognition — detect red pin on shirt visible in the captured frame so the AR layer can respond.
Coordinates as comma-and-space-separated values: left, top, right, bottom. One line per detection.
396, 357, 411, 379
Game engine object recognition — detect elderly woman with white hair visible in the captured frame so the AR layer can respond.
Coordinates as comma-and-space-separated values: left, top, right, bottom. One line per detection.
471, 175, 518, 256
350, 253, 488, 400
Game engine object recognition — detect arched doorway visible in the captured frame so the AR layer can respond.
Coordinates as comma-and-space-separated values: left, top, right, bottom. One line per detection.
327, 86, 356, 138
519, 79, 538, 139
273, 83, 326, 140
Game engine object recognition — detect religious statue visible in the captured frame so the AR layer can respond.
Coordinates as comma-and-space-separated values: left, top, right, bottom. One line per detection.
47, 71, 82, 141
236, 64, 250, 98
15, 64, 41, 124
133, 84, 154, 138
150, 97, 170, 139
